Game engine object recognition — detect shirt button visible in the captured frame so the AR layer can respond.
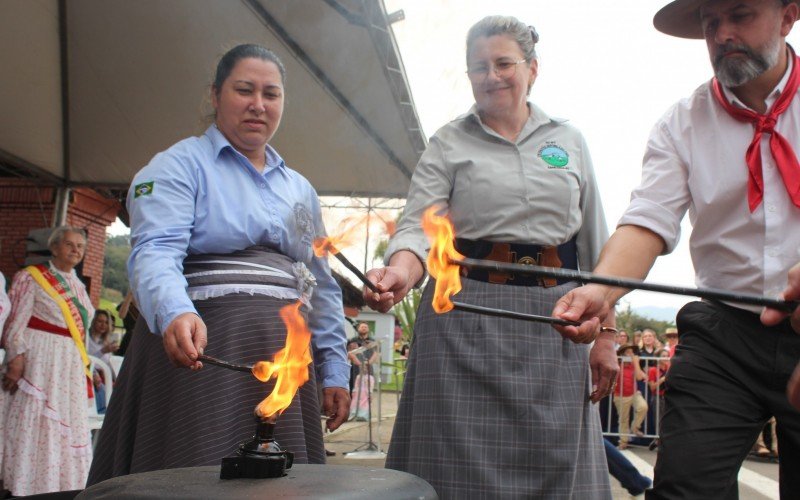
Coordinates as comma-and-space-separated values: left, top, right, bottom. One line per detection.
767, 204, 776, 212
260, 183, 267, 189
767, 247, 779, 257
271, 233, 279, 241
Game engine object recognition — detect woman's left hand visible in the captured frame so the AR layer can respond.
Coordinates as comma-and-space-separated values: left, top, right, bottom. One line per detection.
588, 335, 619, 404
322, 387, 351, 432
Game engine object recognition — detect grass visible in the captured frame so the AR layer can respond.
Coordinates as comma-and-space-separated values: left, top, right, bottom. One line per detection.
380, 359, 407, 392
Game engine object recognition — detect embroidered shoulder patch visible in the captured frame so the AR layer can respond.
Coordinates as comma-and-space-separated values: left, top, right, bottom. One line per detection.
537, 142, 569, 168
133, 181, 155, 198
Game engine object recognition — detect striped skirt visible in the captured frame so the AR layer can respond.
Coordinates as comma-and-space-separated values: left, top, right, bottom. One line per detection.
386, 278, 611, 499
87, 246, 324, 486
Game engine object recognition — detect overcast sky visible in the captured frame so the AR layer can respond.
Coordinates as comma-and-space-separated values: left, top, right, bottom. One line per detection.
379, 0, 800, 311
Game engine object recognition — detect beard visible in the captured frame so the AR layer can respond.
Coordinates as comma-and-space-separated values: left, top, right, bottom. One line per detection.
712, 39, 781, 87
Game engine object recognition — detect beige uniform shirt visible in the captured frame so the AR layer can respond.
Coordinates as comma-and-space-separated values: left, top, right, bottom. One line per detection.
385, 102, 609, 276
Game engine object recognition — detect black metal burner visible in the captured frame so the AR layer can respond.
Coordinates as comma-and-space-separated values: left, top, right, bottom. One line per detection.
220, 417, 293, 479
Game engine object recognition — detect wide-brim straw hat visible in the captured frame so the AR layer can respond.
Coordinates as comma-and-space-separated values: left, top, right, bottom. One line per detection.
617, 344, 641, 357
654, 0, 799, 39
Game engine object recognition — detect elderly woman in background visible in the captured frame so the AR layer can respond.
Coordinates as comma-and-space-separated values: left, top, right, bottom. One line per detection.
0, 226, 94, 496
364, 16, 616, 498
88, 44, 350, 485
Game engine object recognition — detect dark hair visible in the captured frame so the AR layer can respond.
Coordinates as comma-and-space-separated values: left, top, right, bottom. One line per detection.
213, 44, 286, 95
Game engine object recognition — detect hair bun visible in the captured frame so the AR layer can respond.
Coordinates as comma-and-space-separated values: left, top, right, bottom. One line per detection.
529, 25, 539, 43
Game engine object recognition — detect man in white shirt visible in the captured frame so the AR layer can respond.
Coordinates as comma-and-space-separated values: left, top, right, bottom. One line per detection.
552, 1, 800, 498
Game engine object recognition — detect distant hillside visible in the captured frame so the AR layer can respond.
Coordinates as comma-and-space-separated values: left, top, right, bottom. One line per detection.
633, 305, 678, 322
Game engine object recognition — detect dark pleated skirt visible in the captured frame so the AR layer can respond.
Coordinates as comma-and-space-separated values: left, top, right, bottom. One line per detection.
386, 278, 611, 500
87, 293, 324, 486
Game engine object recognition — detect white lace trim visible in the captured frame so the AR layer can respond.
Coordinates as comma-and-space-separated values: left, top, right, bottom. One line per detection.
292, 262, 316, 308
16, 378, 91, 451
187, 259, 294, 277
184, 269, 293, 279
187, 284, 310, 307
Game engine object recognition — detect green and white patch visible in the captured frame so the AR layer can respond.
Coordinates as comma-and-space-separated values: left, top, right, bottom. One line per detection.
134, 181, 155, 198
537, 142, 569, 168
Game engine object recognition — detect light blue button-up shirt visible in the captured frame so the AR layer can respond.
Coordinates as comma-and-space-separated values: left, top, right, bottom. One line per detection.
127, 125, 349, 388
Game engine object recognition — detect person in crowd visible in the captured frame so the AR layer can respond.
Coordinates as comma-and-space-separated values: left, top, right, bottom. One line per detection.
663, 327, 679, 357
617, 330, 630, 349
633, 330, 643, 349
614, 344, 648, 450
552, 1, 800, 496
347, 322, 378, 421
348, 342, 374, 422
87, 309, 118, 366
115, 290, 139, 356
0, 226, 94, 496
364, 15, 615, 498
398, 343, 410, 358
87, 44, 350, 485
0, 272, 9, 337
639, 328, 658, 360
603, 437, 652, 496
753, 417, 779, 458
637, 328, 659, 430
647, 348, 671, 450
86, 309, 118, 414
347, 340, 360, 393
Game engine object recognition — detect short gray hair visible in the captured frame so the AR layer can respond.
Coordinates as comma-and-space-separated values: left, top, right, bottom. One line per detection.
466, 15, 539, 65
48, 226, 87, 249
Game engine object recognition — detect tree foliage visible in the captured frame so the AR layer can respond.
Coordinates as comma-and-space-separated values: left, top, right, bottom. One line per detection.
393, 287, 422, 344
615, 302, 676, 339
102, 234, 131, 295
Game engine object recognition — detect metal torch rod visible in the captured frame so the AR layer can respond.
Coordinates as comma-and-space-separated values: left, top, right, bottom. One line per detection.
452, 257, 798, 312
451, 301, 580, 326
198, 354, 253, 374
332, 251, 381, 293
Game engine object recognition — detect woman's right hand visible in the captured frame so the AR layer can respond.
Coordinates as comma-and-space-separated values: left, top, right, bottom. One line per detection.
163, 313, 207, 370
363, 250, 424, 313
363, 266, 413, 313
2, 354, 25, 394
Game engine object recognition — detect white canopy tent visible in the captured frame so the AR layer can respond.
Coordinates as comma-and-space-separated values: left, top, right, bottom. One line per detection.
0, 0, 426, 198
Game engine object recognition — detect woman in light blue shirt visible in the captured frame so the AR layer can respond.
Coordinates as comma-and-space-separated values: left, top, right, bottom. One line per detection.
88, 44, 350, 483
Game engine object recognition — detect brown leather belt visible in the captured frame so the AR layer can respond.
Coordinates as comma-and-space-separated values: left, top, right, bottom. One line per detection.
454, 237, 578, 287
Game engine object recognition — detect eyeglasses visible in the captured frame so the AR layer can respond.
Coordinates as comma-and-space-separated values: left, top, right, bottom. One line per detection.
466, 59, 527, 81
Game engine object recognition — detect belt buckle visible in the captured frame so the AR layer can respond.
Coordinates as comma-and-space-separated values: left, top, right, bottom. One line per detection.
515, 253, 552, 287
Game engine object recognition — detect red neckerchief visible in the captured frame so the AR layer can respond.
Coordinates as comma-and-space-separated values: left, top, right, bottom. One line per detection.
711, 53, 800, 212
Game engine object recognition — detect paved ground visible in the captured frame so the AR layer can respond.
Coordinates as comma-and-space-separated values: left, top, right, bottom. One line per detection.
324, 390, 781, 499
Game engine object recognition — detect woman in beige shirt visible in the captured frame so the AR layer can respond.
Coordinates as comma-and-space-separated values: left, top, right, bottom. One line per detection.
365, 15, 616, 499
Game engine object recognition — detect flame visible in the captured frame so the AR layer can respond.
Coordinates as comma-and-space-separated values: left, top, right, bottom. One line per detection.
313, 214, 369, 258
251, 301, 312, 419
421, 206, 464, 313
313, 212, 397, 258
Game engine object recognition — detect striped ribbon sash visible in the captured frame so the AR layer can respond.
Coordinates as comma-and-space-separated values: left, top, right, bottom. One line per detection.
183, 245, 316, 307
25, 263, 92, 378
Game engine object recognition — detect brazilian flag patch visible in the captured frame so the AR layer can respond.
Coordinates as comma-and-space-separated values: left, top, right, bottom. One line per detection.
134, 181, 155, 198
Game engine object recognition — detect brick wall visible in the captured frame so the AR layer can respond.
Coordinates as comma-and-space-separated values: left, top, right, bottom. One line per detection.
0, 179, 120, 307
